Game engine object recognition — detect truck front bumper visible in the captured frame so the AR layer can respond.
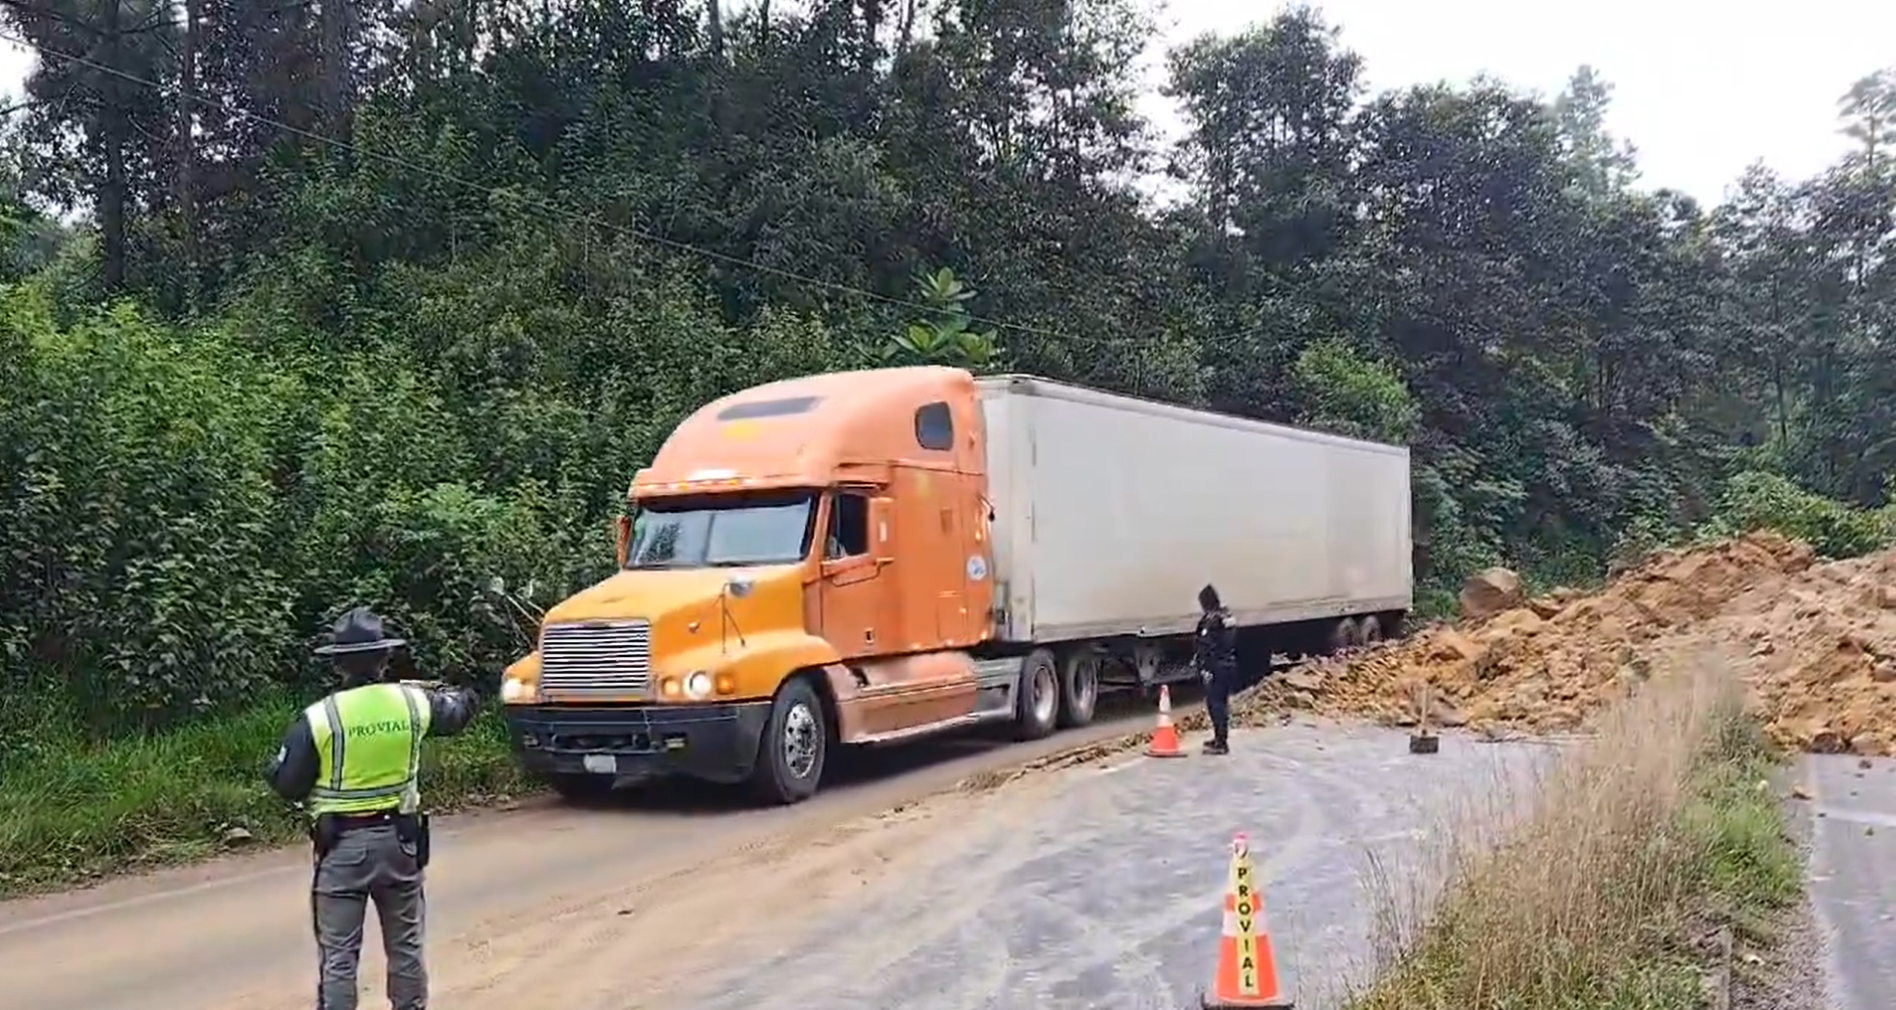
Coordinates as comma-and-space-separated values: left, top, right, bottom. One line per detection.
503, 701, 772, 786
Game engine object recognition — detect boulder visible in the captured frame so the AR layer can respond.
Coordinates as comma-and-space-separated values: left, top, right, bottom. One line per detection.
1428, 627, 1485, 662
1459, 567, 1525, 619
1527, 596, 1565, 619
1281, 668, 1326, 694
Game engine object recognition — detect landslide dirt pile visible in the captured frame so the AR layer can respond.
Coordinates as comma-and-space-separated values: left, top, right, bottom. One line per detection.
1721, 546, 1896, 755
1240, 530, 1896, 755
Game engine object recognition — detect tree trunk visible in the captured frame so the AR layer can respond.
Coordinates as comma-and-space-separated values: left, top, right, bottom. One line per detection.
101, 0, 127, 292
859, 0, 883, 75
895, 0, 917, 60
319, 0, 356, 160
177, 0, 202, 309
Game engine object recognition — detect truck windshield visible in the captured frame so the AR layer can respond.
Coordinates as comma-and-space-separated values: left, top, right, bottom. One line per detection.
625, 491, 817, 570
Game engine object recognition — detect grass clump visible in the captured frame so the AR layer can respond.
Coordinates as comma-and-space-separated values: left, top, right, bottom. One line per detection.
1350, 658, 1800, 1010
0, 697, 529, 896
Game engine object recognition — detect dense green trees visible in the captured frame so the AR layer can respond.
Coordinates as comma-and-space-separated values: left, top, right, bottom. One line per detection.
1, 0, 1893, 762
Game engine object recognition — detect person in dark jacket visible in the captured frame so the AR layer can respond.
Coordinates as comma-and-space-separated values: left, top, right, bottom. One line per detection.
266, 606, 482, 1010
1194, 583, 1239, 754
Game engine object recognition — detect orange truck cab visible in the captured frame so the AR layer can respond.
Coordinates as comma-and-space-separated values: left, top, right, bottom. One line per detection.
499, 366, 1414, 804
499, 367, 1038, 804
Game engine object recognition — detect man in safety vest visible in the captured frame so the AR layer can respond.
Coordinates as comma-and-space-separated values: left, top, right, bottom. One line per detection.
266, 606, 481, 1010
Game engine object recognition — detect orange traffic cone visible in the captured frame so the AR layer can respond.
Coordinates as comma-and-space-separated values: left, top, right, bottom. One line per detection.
1202, 832, 1292, 1009
1146, 684, 1186, 758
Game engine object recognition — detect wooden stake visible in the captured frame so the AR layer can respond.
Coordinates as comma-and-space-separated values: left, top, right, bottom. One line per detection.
1409, 679, 1439, 754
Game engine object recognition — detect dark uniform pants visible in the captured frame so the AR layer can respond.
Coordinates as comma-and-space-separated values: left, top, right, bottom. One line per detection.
313, 823, 427, 1010
1206, 665, 1236, 744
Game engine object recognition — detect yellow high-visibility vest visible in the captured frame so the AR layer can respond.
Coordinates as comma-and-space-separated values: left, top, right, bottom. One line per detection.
304, 682, 432, 816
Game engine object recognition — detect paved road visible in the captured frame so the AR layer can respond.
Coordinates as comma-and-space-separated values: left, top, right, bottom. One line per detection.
0, 699, 1162, 1010
1803, 753, 1896, 1010
678, 721, 1549, 1010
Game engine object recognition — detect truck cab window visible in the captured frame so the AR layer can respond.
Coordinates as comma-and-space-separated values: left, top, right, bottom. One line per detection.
914, 401, 954, 451
625, 491, 817, 569
826, 492, 871, 559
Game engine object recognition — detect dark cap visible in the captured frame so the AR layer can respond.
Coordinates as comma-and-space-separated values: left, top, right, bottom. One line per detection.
313, 606, 408, 656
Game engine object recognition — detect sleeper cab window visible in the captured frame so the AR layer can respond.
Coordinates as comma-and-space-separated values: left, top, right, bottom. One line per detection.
914, 401, 953, 451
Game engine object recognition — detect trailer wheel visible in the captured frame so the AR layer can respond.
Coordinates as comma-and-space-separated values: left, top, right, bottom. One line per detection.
1330, 617, 1359, 653
1057, 650, 1101, 728
749, 676, 827, 805
1360, 615, 1385, 645
1014, 648, 1060, 740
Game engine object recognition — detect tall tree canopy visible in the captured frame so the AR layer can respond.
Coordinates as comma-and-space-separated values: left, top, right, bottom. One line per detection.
0, 0, 1892, 750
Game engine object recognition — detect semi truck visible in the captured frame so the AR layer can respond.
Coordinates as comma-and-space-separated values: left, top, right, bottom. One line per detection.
499, 367, 1412, 804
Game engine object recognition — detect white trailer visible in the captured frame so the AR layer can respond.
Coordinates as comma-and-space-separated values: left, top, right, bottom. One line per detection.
975, 374, 1412, 684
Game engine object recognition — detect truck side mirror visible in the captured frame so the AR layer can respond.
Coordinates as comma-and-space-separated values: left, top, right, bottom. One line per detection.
615, 515, 632, 568
871, 497, 895, 562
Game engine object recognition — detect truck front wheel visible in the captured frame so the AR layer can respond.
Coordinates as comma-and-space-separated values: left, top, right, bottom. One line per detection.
1015, 648, 1060, 741
750, 676, 827, 805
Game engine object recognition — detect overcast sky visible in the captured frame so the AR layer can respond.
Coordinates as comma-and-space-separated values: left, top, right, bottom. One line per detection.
0, 0, 1888, 209
1141, 0, 1894, 206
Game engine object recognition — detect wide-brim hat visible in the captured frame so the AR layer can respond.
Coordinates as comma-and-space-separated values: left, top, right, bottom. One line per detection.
313, 605, 408, 656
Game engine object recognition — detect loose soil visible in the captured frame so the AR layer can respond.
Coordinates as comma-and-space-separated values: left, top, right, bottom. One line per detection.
1255, 531, 1896, 757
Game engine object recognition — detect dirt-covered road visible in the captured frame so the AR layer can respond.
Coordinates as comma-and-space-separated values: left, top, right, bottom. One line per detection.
0, 705, 1161, 1010
671, 720, 1548, 1010
2, 704, 1546, 1010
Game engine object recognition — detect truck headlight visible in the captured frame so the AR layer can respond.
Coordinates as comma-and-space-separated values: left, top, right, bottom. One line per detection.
500, 676, 534, 702
684, 671, 714, 700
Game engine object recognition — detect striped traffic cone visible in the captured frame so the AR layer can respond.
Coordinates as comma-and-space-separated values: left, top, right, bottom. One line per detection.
1146, 684, 1186, 758
1202, 832, 1292, 1009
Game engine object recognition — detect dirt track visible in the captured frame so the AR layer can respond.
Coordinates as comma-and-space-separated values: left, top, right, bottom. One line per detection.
0, 705, 1160, 1010
677, 719, 1550, 1010
0, 708, 1542, 1010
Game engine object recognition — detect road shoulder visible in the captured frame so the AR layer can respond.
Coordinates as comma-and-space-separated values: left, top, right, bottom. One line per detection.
1800, 753, 1894, 1010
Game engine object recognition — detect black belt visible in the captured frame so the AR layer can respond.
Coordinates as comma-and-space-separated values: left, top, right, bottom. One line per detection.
310, 808, 419, 859
329, 810, 402, 833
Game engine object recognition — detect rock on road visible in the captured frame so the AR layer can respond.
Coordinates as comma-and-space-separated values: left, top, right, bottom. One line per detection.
2, 714, 1547, 1010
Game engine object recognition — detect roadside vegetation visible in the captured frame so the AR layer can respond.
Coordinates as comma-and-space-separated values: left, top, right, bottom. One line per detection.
1350, 662, 1801, 1010
0, 702, 525, 893
0, 0, 1890, 893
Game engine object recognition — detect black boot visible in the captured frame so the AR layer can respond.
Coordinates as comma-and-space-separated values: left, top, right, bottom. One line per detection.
1203, 737, 1229, 755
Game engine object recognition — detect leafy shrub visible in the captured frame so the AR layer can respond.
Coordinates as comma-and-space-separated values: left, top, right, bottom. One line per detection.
0, 267, 861, 769
1290, 338, 1418, 445
1699, 469, 1894, 559
0, 290, 296, 747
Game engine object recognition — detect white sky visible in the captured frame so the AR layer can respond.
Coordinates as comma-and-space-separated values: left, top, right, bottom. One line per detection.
1139, 0, 1896, 206
0, 0, 1888, 208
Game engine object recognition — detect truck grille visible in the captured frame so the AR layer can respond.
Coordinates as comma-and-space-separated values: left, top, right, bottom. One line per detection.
539, 620, 653, 696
